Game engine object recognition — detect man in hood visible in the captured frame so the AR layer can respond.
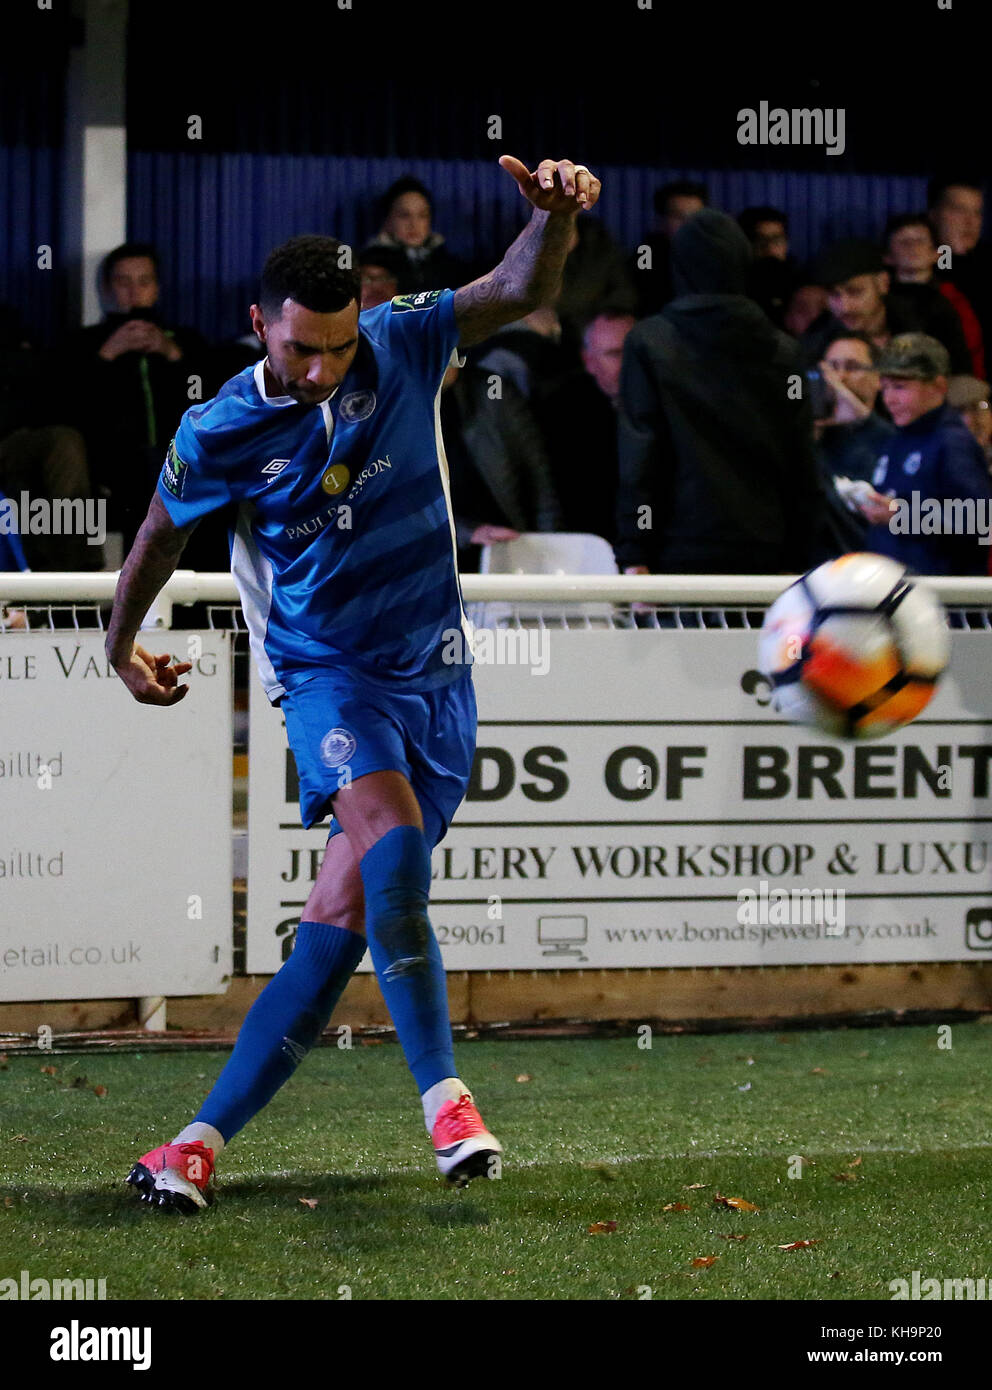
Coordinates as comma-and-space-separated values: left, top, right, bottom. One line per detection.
615, 208, 822, 574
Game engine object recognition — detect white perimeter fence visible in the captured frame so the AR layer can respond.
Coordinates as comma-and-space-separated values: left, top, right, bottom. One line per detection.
2, 572, 992, 1026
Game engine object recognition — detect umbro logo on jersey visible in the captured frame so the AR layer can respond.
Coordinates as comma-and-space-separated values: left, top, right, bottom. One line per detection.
261, 458, 291, 483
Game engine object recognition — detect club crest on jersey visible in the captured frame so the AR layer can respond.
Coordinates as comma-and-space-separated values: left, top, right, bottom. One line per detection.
903, 451, 922, 476
261, 457, 290, 483
391, 290, 443, 313
338, 390, 376, 423
162, 440, 188, 499
319, 727, 357, 767
321, 464, 350, 496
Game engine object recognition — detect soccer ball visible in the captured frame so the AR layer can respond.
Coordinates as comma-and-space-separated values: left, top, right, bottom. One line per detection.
758, 553, 950, 740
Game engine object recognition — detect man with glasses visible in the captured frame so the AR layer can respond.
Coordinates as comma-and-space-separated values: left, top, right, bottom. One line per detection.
810, 332, 894, 556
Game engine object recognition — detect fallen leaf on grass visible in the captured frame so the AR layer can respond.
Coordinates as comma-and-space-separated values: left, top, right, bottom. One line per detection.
779, 1240, 820, 1250
359, 1038, 385, 1047
829, 1271, 842, 1279
683, 1182, 708, 1190
3, 1197, 13, 1209
846, 1156, 862, 1168
810, 1067, 830, 1076
714, 1193, 760, 1212
587, 1221, 617, 1235
692, 1256, 719, 1268
515, 1074, 532, 1083
40, 1065, 57, 1076
663, 1202, 691, 1212
717, 1233, 749, 1242
298, 1197, 318, 1209
501, 1268, 516, 1275
92, 1085, 107, 1098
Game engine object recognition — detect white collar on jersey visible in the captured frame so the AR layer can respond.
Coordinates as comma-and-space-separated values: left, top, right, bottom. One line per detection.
255, 359, 337, 443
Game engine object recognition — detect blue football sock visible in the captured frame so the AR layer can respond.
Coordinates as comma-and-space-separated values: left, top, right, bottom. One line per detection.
194, 921, 366, 1142
359, 825, 456, 1095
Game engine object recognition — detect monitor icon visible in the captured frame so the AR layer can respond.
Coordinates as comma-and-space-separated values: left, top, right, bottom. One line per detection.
538, 915, 588, 961
965, 906, 992, 951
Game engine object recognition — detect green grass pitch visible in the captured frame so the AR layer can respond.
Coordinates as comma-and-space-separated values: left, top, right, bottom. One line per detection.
1, 1023, 990, 1300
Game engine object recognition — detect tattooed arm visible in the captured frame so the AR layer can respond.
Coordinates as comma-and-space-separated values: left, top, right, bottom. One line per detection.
105, 492, 195, 705
454, 156, 601, 349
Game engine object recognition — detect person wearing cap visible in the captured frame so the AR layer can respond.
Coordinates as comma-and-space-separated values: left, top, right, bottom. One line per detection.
855, 333, 991, 575
799, 237, 968, 374
947, 375, 992, 465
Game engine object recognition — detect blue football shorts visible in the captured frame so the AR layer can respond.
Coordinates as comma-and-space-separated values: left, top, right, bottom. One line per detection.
278, 668, 477, 849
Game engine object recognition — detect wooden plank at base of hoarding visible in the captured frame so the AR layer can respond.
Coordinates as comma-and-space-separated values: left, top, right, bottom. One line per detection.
1, 964, 990, 1036
0, 999, 134, 1033
465, 962, 992, 1023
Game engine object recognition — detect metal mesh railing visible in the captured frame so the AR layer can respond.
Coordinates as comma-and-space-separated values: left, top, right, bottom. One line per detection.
3, 572, 992, 631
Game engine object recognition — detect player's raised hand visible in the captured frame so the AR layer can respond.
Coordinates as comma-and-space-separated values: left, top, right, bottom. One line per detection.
499, 155, 601, 216
114, 644, 192, 705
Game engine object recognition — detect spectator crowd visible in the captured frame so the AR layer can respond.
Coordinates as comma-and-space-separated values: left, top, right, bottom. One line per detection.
3, 172, 992, 584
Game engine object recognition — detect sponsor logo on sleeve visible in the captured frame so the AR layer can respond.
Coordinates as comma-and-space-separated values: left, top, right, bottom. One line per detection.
390, 290, 443, 313
162, 440, 189, 499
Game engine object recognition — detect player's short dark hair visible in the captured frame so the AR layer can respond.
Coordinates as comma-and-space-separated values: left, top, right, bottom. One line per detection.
377, 176, 433, 224
927, 175, 984, 209
884, 212, 936, 246
737, 205, 789, 240
100, 241, 159, 288
821, 328, 880, 366
259, 235, 361, 319
653, 180, 708, 216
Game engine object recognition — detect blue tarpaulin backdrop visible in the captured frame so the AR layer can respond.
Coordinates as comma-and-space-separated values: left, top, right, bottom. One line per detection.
126, 153, 929, 343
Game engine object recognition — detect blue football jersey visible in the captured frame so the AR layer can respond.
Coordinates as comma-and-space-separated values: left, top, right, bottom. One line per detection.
157, 288, 472, 701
